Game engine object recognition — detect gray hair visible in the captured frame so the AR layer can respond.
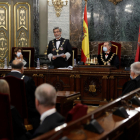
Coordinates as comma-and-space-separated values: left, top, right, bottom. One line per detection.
0, 79, 10, 95
53, 27, 62, 32
35, 83, 56, 107
131, 62, 140, 75
105, 41, 112, 47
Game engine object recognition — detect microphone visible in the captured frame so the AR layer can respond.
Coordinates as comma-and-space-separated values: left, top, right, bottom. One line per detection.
77, 50, 95, 65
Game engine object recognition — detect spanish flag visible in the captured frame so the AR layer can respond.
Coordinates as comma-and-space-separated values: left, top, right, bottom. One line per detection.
135, 25, 140, 62
81, 1, 90, 64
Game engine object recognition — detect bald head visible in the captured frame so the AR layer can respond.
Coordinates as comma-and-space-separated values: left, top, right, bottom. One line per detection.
11, 59, 24, 73
0, 79, 10, 95
35, 83, 56, 107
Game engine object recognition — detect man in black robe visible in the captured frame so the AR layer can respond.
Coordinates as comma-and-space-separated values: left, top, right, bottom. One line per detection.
6, 60, 40, 130
47, 27, 72, 68
32, 83, 65, 138
121, 62, 140, 96
97, 42, 119, 69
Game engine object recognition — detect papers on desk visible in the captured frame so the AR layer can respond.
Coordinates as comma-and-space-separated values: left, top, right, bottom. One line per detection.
57, 66, 73, 70
53, 53, 64, 58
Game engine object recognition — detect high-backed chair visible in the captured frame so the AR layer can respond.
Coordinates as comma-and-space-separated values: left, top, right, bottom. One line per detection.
11, 47, 35, 67
1, 76, 33, 131
0, 93, 13, 140
98, 41, 121, 64
66, 103, 88, 122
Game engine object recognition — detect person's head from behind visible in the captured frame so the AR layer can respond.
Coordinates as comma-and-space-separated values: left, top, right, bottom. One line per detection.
35, 83, 56, 114
0, 79, 10, 98
14, 47, 23, 58
130, 62, 140, 79
103, 41, 112, 53
53, 27, 62, 40
11, 59, 24, 74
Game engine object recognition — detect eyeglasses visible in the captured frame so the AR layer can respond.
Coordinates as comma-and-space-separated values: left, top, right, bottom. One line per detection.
54, 31, 60, 34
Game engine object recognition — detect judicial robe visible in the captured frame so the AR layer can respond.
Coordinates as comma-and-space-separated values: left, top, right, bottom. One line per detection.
47, 38, 72, 67
97, 52, 119, 69
121, 75, 140, 96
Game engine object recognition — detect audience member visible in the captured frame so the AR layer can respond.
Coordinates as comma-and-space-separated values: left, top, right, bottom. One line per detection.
0, 79, 28, 140
122, 62, 140, 96
32, 83, 65, 138
6, 59, 40, 130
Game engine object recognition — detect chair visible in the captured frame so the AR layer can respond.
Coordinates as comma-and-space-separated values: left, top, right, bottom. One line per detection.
0, 76, 33, 131
98, 41, 121, 64
0, 93, 13, 140
66, 103, 88, 122
11, 47, 35, 67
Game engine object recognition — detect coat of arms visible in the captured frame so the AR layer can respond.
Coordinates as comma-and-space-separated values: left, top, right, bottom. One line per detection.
108, 0, 123, 5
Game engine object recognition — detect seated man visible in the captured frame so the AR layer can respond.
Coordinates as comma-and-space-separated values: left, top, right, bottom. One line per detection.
121, 62, 140, 96
0, 79, 29, 140
32, 83, 65, 138
6, 59, 40, 130
97, 42, 119, 69
47, 27, 72, 68
10, 47, 29, 67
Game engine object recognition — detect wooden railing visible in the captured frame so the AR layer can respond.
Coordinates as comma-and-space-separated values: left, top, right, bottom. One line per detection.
32, 88, 140, 140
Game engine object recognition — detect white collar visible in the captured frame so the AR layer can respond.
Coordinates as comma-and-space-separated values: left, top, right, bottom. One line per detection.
40, 108, 56, 124
11, 70, 21, 73
56, 37, 61, 41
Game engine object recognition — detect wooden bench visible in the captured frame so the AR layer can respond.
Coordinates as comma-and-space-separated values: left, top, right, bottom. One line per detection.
32, 88, 140, 140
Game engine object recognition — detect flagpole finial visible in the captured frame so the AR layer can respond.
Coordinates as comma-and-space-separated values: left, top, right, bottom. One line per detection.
84, 0, 87, 1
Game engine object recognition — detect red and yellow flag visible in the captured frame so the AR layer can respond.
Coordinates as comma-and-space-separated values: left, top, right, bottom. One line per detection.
81, 1, 90, 64
135, 25, 140, 62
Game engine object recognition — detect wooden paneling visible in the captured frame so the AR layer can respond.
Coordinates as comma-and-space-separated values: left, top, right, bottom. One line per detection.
0, 67, 131, 104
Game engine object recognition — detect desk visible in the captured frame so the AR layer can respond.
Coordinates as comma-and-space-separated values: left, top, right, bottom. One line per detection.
56, 91, 80, 116
0, 66, 130, 104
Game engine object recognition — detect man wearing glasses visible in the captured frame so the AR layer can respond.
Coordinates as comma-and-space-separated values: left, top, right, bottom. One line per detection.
47, 27, 72, 68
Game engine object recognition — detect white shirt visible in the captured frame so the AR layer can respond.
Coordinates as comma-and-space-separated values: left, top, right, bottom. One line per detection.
56, 38, 61, 49
11, 70, 21, 73
40, 108, 56, 124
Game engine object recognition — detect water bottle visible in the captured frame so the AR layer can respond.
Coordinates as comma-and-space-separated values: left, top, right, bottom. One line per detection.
74, 59, 76, 67
37, 58, 40, 68
4, 58, 7, 69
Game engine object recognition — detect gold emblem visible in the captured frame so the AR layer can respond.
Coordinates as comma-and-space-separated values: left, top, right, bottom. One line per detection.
89, 85, 96, 93
108, 0, 123, 5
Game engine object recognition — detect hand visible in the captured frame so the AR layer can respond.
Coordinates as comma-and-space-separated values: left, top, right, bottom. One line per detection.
61, 54, 66, 58
20, 54, 23, 60
52, 56, 57, 60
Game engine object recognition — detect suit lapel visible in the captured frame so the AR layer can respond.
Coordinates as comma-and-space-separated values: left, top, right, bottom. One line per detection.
54, 39, 57, 49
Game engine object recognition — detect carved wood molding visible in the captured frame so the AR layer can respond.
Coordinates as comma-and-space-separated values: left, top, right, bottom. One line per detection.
108, 0, 123, 5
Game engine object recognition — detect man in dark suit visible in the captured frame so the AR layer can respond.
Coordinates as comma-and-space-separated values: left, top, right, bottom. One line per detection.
32, 83, 65, 138
98, 42, 119, 69
6, 59, 40, 130
47, 27, 72, 68
121, 62, 140, 96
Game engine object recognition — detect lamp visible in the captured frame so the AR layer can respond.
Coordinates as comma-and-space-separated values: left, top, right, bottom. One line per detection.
47, 0, 68, 17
